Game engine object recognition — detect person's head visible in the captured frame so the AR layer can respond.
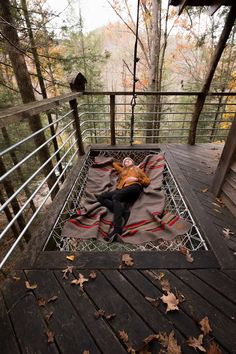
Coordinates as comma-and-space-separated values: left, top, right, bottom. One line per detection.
123, 157, 134, 168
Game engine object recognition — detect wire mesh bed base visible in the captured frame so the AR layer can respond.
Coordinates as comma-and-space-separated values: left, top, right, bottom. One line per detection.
44, 149, 208, 252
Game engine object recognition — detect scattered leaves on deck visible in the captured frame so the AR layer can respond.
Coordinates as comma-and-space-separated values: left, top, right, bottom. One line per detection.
45, 311, 53, 322
200, 188, 208, 193
206, 341, 222, 354
187, 334, 206, 352
89, 271, 97, 279
45, 329, 55, 343
66, 255, 76, 261
71, 273, 89, 288
153, 271, 165, 281
25, 281, 37, 290
37, 297, 46, 307
94, 308, 116, 320
179, 246, 194, 263
160, 278, 171, 292
186, 252, 194, 263
143, 333, 160, 345
12, 276, 21, 281
143, 331, 182, 354
161, 292, 179, 312
62, 266, 73, 279
119, 330, 129, 343
199, 316, 212, 335
145, 296, 159, 308
167, 331, 182, 354
122, 254, 134, 267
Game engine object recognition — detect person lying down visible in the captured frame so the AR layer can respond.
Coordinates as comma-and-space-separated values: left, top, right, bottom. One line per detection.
62, 153, 191, 245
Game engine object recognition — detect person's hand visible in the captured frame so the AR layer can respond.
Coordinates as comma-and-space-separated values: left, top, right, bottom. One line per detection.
125, 176, 138, 183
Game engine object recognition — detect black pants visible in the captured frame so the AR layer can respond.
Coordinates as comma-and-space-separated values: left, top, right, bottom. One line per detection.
97, 184, 142, 233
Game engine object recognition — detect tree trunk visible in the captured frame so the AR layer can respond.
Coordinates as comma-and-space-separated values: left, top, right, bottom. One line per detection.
21, 0, 64, 182
0, 0, 59, 198
188, 5, 236, 145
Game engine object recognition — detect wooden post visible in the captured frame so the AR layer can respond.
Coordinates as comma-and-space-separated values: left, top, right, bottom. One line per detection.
188, 5, 236, 145
211, 114, 236, 196
110, 95, 116, 145
69, 99, 85, 155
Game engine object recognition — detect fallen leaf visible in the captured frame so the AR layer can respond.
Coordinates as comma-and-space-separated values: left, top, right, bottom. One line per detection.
105, 313, 116, 320
143, 334, 160, 345
145, 296, 159, 308
127, 347, 136, 353
167, 331, 182, 354
206, 342, 222, 354
83, 351, 90, 354
45, 311, 53, 322
186, 252, 194, 263
200, 188, 208, 193
199, 316, 212, 335
187, 334, 206, 352
12, 276, 21, 281
89, 271, 97, 279
179, 246, 188, 255
119, 330, 129, 343
71, 273, 89, 288
62, 266, 73, 279
37, 297, 46, 307
161, 292, 179, 312
25, 281, 37, 290
122, 254, 134, 267
94, 309, 116, 320
47, 295, 58, 303
222, 228, 234, 239
46, 330, 55, 343
158, 332, 169, 347
160, 278, 171, 292
153, 271, 165, 281
175, 290, 185, 303
66, 255, 76, 261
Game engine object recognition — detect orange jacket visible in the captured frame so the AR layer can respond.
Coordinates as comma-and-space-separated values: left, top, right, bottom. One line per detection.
113, 162, 150, 190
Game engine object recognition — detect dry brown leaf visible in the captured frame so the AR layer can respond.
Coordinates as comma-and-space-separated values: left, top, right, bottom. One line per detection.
94, 309, 105, 319
89, 271, 97, 279
187, 334, 206, 352
158, 332, 169, 347
200, 188, 208, 193
167, 331, 182, 354
145, 296, 159, 308
161, 292, 179, 312
222, 228, 234, 239
47, 295, 58, 303
179, 246, 188, 255
46, 330, 55, 343
25, 281, 37, 290
175, 290, 185, 303
206, 342, 222, 354
119, 330, 129, 343
122, 254, 134, 267
186, 252, 194, 263
37, 297, 46, 307
12, 276, 21, 281
45, 311, 53, 322
199, 316, 212, 335
143, 334, 159, 345
127, 347, 136, 354
71, 273, 89, 288
66, 255, 76, 261
160, 278, 171, 293
62, 266, 73, 279
105, 313, 116, 320
83, 351, 90, 354
153, 271, 165, 281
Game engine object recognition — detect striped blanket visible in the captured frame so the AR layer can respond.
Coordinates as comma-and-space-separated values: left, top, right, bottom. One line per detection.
61, 153, 191, 244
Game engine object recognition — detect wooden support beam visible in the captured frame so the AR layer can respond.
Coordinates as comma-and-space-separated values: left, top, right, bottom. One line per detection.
110, 95, 116, 145
211, 114, 236, 196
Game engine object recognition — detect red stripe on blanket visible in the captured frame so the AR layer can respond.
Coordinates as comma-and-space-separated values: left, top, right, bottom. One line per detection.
92, 167, 112, 171
70, 219, 99, 229
168, 215, 180, 226
123, 219, 152, 230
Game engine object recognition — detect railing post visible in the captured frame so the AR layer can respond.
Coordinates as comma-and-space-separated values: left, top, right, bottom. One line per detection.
69, 98, 85, 155
110, 94, 116, 145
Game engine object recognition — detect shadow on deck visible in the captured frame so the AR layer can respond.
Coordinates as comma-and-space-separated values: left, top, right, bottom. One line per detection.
1, 143, 236, 354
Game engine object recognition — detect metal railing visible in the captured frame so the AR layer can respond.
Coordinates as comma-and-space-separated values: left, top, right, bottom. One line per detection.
0, 90, 235, 269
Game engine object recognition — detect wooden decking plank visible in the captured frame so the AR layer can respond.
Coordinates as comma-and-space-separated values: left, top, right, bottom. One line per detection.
165, 146, 236, 268
31, 251, 219, 270
26, 270, 100, 354
54, 270, 127, 354
77, 269, 157, 351
143, 269, 235, 353
0, 292, 21, 354
222, 270, 236, 282
174, 269, 236, 321
2, 272, 59, 354
112, 269, 199, 353
191, 269, 236, 304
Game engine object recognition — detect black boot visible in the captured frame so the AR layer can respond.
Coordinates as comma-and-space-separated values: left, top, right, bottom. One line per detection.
104, 227, 122, 243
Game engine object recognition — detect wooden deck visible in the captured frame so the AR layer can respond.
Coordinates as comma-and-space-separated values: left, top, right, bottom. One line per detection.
1, 143, 236, 354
